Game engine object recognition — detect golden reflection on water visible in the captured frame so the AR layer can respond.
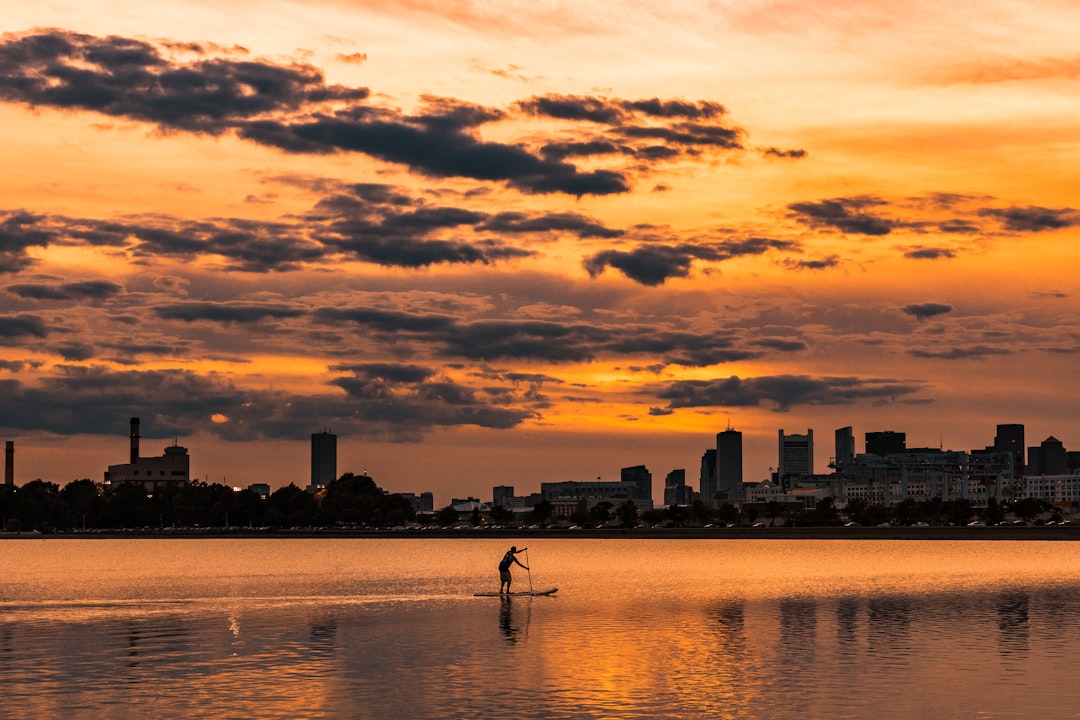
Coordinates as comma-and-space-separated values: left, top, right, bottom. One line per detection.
4, 538, 1080, 719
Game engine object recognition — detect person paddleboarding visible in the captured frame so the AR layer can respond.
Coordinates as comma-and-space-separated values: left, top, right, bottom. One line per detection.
498, 546, 529, 594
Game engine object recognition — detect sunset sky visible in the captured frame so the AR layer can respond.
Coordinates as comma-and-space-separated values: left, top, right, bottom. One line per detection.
3, 1, 1079, 505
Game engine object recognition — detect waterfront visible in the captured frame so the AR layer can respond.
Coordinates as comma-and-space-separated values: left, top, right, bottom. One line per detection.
3, 538, 1080, 719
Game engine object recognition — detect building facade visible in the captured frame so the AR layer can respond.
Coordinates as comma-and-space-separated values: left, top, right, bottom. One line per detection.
778, 429, 814, 481
310, 430, 337, 491
717, 428, 743, 499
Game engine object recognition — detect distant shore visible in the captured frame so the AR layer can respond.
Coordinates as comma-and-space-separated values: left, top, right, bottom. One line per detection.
4, 525, 1080, 540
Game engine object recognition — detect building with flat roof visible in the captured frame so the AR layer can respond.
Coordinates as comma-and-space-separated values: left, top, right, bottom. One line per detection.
621, 465, 653, 503
310, 430, 337, 491
104, 417, 190, 491
779, 429, 814, 481
717, 428, 743, 499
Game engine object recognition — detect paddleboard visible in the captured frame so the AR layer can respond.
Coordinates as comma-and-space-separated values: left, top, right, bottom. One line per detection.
474, 587, 558, 597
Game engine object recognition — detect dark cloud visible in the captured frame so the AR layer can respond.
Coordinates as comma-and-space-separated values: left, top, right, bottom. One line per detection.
908, 346, 1011, 360
313, 307, 456, 334
480, 211, 623, 238
240, 111, 632, 196
783, 255, 840, 270
0, 30, 632, 197
902, 302, 952, 320
788, 197, 894, 235
517, 94, 626, 123
540, 140, 628, 160
655, 374, 925, 412
751, 338, 807, 352
331, 362, 437, 383
584, 237, 797, 285
978, 205, 1080, 232
6, 280, 123, 300
904, 247, 956, 260
518, 95, 726, 123
54, 342, 95, 361
0, 29, 368, 133
762, 147, 807, 159
0, 363, 534, 441
315, 308, 770, 367
648, 407, 674, 416
0, 314, 47, 338
584, 246, 697, 285
605, 330, 761, 367
327, 366, 536, 432
617, 122, 742, 149
0, 210, 63, 274
935, 219, 980, 234
154, 301, 306, 324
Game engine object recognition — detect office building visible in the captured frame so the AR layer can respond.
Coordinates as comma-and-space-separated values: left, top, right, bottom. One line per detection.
994, 424, 1025, 477
699, 449, 717, 503
4, 440, 12, 486
621, 465, 653, 503
310, 430, 337, 491
778, 429, 813, 480
834, 426, 855, 467
1040, 436, 1068, 475
493, 485, 515, 507
716, 428, 743, 498
664, 469, 692, 506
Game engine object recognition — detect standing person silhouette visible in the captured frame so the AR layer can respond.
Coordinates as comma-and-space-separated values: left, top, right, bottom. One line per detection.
499, 546, 529, 594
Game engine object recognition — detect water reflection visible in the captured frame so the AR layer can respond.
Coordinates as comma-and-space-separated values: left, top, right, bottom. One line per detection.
498, 596, 520, 644
3, 539, 1080, 720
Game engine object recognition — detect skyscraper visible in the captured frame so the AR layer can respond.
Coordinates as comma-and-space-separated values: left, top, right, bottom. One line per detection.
699, 448, 717, 502
716, 428, 743, 498
834, 426, 855, 467
621, 465, 652, 502
994, 423, 1025, 478
310, 430, 337, 491
778, 429, 813, 480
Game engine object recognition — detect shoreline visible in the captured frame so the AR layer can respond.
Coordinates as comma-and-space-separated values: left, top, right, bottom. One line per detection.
4, 525, 1080, 540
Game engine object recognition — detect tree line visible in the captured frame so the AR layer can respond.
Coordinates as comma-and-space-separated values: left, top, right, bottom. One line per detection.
0, 473, 415, 533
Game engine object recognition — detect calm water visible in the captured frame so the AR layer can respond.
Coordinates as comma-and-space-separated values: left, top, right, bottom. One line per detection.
3, 537, 1080, 719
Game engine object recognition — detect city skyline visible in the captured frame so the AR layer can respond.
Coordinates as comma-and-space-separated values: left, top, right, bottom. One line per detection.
3, 415, 1075, 506
3, 2, 1080, 503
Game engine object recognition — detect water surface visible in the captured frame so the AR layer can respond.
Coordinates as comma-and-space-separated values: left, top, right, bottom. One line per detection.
3, 538, 1079, 719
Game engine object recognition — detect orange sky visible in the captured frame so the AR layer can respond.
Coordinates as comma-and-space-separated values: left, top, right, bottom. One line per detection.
3, 1, 1080, 504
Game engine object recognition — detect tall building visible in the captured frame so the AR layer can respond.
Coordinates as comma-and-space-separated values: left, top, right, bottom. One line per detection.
834, 426, 855, 467
1040, 436, 1068, 475
716, 428, 743, 498
778, 429, 813, 480
4, 440, 12, 486
993, 423, 1025, 478
664, 469, 692, 506
866, 431, 906, 457
699, 449, 717, 502
310, 430, 337, 491
621, 465, 653, 502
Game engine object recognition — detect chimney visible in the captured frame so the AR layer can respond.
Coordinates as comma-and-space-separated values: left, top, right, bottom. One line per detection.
4, 441, 12, 486
130, 417, 141, 464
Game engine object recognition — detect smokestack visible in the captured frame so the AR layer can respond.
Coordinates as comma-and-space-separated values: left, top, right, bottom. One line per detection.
130, 417, 141, 464
4, 441, 12, 486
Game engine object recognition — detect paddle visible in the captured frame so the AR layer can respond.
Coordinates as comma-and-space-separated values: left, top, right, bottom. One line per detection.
525, 547, 534, 593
